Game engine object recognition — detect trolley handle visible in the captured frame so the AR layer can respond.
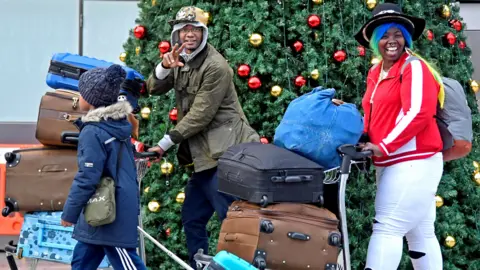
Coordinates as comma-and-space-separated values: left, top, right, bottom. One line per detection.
134, 151, 160, 159
337, 144, 372, 174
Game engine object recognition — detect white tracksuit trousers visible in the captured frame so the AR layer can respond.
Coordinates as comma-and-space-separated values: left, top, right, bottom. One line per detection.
365, 153, 444, 270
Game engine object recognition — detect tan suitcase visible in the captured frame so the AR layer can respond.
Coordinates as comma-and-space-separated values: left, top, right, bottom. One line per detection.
217, 201, 341, 270
3, 147, 77, 214
35, 89, 87, 147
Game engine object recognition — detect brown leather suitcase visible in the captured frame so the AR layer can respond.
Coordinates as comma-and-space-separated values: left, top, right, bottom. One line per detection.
217, 201, 341, 270
35, 89, 87, 147
3, 147, 77, 214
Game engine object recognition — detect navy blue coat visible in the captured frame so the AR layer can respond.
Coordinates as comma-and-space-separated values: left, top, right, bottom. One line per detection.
62, 102, 140, 248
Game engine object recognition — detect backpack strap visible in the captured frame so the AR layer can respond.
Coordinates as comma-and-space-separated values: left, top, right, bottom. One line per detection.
399, 55, 420, 83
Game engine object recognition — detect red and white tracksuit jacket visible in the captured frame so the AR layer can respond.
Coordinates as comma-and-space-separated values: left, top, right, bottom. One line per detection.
362, 52, 443, 167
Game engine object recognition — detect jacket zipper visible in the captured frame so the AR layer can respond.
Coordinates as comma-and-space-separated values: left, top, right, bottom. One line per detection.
230, 205, 338, 225
46, 92, 79, 109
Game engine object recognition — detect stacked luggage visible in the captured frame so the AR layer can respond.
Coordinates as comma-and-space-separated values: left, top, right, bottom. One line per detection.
2, 52, 144, 268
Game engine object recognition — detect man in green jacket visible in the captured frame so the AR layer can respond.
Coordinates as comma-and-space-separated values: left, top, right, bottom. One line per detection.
147, 6, 259, 267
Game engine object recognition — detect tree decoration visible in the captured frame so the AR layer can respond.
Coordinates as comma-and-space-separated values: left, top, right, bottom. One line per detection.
470, 80, 479, 93
334, 50, 347, 62
444, 32, 456, 45
444, 236, 456, 248
148, 200, 161, 212
158, 41, 171, 54
151, 0, 156, 6
144, 186, 150, 193
166, 228, 171, 237
435, 195, 444, 208
310, 69, 320, 80
366, 0, 377, 10
439, 4, 451, 19
169, 107, 178, 122
176, 192, 186, 203
307, 14, 321, 28
249, 33, 263, 47
237, 64, 251, 77
312, 0, 323, 4
203, 11, 212, 25
450, 20, 462, 31
357, 46, 366, 57
141, 107, 151, 119
260, 137, 269, 144
270, 85, 283, 97
134, 25, 146, 39
371, 57, 381, 65
293, 41, 304, 53
426, 30, 434, 41
459, 41, 466, 50
248, 76, 262, 89
474, 171, 480, 185
119, 52, 127, 62
161, 161, 174, 175
135, 46, 141, 55
295, 76, 306, 87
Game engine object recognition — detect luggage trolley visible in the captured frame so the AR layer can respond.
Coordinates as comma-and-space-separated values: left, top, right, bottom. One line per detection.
2, 133, 159, 270
193, 144, 372, 270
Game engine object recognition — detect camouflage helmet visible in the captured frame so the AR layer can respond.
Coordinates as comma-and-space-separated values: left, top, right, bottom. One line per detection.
168, 6, 209, 26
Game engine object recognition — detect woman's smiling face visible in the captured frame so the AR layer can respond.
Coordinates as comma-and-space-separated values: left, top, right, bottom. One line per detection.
378, 27, 406, 63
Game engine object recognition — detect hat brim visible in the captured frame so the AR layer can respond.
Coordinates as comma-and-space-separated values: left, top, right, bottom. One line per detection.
354, 14, 426, 47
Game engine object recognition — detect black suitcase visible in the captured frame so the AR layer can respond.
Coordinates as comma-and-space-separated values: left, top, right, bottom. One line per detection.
217, 142, 325, 207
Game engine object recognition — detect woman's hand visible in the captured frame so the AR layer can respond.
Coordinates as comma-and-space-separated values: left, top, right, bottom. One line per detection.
360, 142, 384, 157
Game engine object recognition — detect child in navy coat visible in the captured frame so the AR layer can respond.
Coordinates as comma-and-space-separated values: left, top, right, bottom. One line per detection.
61, 64, 146, 270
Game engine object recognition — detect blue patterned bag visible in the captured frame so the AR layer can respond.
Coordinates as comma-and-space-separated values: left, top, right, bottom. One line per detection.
273, 87, 364, 169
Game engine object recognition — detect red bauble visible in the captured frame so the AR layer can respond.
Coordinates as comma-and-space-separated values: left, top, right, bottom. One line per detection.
307, 14, 321, 28
260, 137, 269, 144
166, 228, 171, 237
248, 76, 262, 89
333, 50, 347, 62
158, 41, 171, 54
294, 76, 307, 87
357, 46, 366, 57
293, 41, 304, 52
450, 20, 463, 32
237, 64, 251, 77
459, 41, 466, 49
444, 32, 456, 45
134, 25, 146, 39
426, 30, 434, 41
169, 107, 178, 121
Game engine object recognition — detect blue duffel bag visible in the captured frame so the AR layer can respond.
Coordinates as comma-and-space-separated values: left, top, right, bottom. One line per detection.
273, 87, 364, 169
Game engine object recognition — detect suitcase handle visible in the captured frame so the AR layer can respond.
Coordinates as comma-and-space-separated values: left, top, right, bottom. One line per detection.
271, 175, 313, 183
287, 232, 311, 241
36, 222, 75, 250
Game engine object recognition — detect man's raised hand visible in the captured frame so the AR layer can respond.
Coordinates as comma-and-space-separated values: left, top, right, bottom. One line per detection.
162, 43, 186, 68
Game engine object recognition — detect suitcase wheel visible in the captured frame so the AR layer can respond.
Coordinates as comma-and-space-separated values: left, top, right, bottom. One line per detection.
253, 257, 267, 270
260, 195, 269, 208
2, 206, 12, 217
17, 248, 23, 260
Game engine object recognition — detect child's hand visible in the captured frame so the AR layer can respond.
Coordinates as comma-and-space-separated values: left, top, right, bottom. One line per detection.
61, 219, 74, 227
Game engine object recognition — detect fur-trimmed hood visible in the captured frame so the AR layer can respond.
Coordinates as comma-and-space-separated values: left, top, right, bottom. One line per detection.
75, 102, 133, 141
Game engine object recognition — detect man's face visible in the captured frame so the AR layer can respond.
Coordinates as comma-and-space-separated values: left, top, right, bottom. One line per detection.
179, 25, 203, 53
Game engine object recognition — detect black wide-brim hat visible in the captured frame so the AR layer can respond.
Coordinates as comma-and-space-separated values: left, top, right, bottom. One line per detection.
354, 3, 426, 47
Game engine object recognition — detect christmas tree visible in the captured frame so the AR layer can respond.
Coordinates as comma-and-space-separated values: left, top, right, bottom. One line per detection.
121, 0, 480, 269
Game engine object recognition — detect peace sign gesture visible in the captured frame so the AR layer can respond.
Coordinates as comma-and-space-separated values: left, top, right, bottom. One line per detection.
162, 43, 187, 68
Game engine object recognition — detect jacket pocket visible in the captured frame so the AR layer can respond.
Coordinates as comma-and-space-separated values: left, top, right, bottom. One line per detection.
207, 119, 238, 160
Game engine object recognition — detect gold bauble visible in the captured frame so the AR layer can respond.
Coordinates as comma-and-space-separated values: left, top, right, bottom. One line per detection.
135, 46, 141, 55
444, 236, 456, 248
440, 4, 451, 19
371, 57, 381, 65
470, 80, 479, 93
203, 12, 212, 25
249, 33, 264, 47
151, 0, 156, 6
314, 32, 319, 40
160, 161, 174, 175
366, 0, 377, 10
140, 107, 151, 119
176, 192, 186, 203
270, 85, 283, 97
148, 200, 161, 212
312, 0, 323, 4
119, 52, 127, 62
435, 195, 444, 208
311, 69, 320, 80
144, 186, 150, 193
474, 171, 480, 185
474, 161, 479, 169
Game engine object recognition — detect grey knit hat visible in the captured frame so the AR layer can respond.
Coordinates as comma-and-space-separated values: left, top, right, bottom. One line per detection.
79, 64, 126, 108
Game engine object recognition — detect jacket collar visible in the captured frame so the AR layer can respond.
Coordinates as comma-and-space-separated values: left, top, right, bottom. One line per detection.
183, 43, 210, 69
78, 101, 132, 125
370, 52, 410, 81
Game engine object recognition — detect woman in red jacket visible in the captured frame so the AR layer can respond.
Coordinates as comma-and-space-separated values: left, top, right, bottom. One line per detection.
354, 3, 444, 270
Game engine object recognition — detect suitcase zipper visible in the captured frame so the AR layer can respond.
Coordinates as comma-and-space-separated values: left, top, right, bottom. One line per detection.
230, 205, 338, 227
45, 91, 80, 109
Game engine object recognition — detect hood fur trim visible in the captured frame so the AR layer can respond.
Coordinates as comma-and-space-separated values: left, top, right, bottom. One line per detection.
82, 102, 133, 123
